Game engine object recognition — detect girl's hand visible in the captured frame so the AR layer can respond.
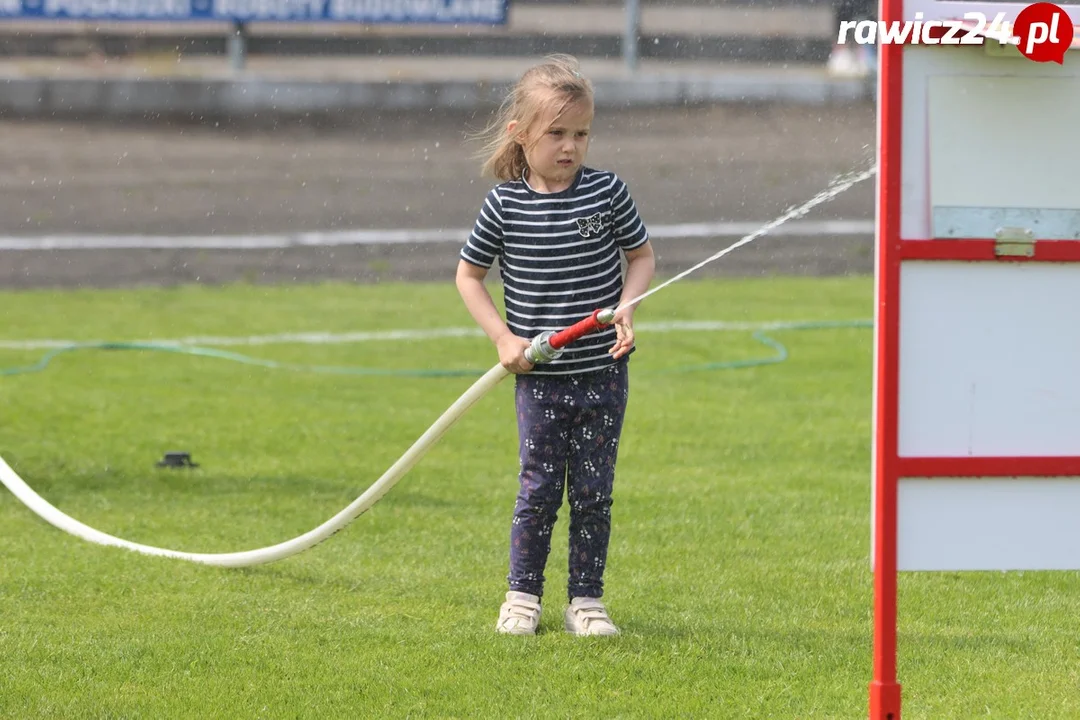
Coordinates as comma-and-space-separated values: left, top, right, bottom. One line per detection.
608, 308, 636, 359
497, 334, 535, 374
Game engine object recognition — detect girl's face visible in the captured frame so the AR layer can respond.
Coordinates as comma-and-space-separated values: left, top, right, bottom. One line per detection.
515, 96, 593, 193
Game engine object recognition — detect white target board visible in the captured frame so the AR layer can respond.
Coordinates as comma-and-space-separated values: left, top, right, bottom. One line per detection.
898, 45, 1080, 241
896, 261, 1080, 570
898, 262, 1080, 458
898, 476, 1080, 571
928, 75, 1080, 238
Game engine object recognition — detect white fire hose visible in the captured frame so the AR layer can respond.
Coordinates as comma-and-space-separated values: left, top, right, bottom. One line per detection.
0, 310, 614, 567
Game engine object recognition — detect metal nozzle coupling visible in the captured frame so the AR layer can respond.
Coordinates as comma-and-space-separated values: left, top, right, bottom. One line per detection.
597, 308, 616, 325
525, 331, 563, 364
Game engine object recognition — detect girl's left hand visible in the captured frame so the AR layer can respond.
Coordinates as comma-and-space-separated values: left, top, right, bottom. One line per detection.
608, 308, 635, 359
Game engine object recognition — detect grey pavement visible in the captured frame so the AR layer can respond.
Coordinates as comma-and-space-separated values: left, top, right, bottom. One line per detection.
0, 102, 878, 288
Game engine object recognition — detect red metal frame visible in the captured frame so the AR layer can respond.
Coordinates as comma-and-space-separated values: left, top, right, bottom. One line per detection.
871, 5, 1080, 719
897, 239, 1080, 261
898, 457, 1080, 476
870, 0, 904, 711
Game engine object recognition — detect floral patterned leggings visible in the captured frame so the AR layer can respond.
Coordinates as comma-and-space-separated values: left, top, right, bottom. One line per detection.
508, 361, 629, 601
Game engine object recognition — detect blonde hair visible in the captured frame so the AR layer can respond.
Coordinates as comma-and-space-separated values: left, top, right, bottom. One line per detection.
476, 54, 595, 182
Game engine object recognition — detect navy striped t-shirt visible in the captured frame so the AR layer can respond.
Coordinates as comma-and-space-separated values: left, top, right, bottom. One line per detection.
460, 166, 649, 376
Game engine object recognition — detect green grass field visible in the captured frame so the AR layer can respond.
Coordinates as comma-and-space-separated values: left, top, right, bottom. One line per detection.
2, 277, 1078, 719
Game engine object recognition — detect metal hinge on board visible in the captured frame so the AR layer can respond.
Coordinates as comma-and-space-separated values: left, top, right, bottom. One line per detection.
994, 227, 1036, 257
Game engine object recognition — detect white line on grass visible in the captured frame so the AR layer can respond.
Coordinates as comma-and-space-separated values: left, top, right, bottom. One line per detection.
0, 320, 869, 351
0, 219, 874, 251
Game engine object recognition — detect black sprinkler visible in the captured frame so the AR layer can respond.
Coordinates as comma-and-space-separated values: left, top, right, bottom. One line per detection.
156, 452, 199, 469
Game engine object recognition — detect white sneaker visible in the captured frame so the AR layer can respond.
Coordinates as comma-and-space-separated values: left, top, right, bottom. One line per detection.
496, 591, 542, 635
564, 597, 620, 636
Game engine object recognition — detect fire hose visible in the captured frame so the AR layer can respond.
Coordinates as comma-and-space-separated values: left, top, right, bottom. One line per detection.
0, 309, 617, 568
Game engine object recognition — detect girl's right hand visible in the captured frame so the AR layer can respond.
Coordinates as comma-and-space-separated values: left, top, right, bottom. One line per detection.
497, 334, 535, 374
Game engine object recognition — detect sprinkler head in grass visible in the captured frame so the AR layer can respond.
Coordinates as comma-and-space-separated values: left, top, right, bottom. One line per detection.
156, 452, 199, 469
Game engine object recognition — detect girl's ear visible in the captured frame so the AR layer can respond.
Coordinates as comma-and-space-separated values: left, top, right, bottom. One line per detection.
507, 120, 524, 145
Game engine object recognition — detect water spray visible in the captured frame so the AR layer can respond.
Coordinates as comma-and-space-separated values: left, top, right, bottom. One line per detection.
617, 164, 877, 315
0, 164, 876, 567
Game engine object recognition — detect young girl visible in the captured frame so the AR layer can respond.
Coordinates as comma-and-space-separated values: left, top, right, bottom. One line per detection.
455, 54, 656, 636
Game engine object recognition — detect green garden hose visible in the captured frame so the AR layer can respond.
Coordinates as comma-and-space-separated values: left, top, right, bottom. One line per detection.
0, 320, 872, 379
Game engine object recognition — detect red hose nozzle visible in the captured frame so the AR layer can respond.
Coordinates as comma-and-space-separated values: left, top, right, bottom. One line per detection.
524, 308, 617, 364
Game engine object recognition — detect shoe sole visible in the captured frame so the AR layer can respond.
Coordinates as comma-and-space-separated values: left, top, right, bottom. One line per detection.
564, 619, 619, 636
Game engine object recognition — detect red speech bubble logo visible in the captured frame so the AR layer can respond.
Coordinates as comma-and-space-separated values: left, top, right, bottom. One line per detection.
1013, 2, 1073, 64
